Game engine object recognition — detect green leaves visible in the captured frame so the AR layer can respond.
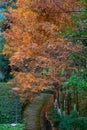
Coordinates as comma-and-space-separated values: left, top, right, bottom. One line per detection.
0, 54, 12, 82
50, 108, 87, 130
64, 73, 87, 91
0, 35, 6, 53
0, 124, 24, 130
0, 83, 22, 123
50, 108, 61, 125
80, 0, 87, 2
59, 114, 87, 130
60, 68, 65, 76
65, 75, 79, 88
55, 24, 74, 38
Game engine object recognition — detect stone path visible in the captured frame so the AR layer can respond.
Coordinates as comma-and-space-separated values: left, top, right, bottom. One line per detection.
23, 93, 50, 130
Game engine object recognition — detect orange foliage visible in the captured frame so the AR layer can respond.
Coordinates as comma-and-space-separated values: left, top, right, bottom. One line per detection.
3, 0, 82, 93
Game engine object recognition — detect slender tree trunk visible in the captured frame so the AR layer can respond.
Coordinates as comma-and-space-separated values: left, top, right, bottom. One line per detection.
74, 89, 77, 111
76, 90, 79, 112
57, 87, 62, 116
62, 93, 64, 111
67, 93, 71, 114
57, 87, 60, 108
62, 93, 66, 115
53, 90, 56, 102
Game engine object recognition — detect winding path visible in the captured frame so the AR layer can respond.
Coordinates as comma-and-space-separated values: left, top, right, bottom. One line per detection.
23, 93, 50, 130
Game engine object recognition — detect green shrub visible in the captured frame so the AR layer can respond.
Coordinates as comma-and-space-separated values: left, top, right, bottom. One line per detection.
50, 108, 62, 127
0, 124, 24, 130
79, 99, 87, 117
0, 35, 5, 53
59, 111, 87, 130
50, 109, 87, 130
59, 116, 87, 130
0, 83, 23, 123
0, 54, 13, 82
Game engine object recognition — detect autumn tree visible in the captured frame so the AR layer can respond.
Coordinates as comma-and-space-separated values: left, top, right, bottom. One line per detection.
3, 0, 82, 100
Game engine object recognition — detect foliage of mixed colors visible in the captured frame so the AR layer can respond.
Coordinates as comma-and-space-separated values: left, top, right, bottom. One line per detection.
0, 0, 87, 129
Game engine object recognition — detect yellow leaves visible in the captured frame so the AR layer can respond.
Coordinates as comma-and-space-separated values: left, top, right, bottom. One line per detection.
23, 32, 31, 44
10, 51, 26, 66
12, 26, 23, 37
22, 10, 35, 18
22, 11, 29, 18
9, 72, 36, 91
3, 45, 15, 57
9, 70, 51, 93
26, 50, 34, 58
17, 0, 30, 8
32, 85, 48, 92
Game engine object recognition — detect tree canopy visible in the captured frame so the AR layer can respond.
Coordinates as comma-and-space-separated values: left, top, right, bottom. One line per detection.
3, 0, 86, 94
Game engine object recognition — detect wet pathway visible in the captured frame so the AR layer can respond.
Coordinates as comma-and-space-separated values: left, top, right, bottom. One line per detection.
23, 93, 50, 130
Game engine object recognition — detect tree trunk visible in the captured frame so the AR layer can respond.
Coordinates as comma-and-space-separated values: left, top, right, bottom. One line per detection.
67, 93, 71, 114
76, 90, 79, 112
57, 87, 60, 108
